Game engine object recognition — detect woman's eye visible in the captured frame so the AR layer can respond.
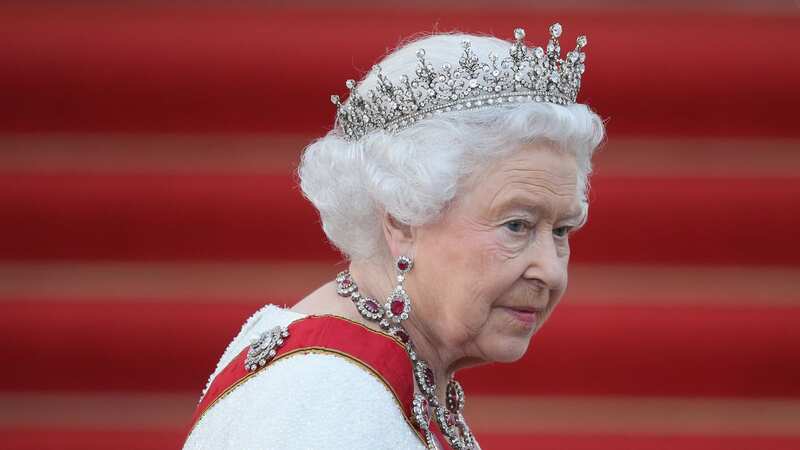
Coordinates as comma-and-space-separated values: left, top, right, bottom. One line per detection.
554, 225, 573, 238
504, 220, 528, 233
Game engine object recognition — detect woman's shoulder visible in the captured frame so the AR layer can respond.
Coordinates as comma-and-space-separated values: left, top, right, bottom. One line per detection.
198, 304, 307, 401
217, 305, 306, 375
185, 306, 426, 449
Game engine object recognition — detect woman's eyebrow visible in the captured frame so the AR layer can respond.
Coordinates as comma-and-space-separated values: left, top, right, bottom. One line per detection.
564, 207, 584, 220
491, 195, 541, 214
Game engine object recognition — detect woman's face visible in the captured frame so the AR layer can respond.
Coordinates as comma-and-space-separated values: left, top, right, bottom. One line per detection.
410, 142, 584, 365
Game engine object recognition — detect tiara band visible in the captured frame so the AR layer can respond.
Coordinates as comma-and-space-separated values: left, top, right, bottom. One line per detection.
330, 23, 588, 141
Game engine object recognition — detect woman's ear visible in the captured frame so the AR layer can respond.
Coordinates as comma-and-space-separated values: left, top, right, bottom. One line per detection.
382, 212, 416, 257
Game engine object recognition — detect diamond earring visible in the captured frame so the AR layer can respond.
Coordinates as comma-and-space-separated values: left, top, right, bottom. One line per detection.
383, 256, 413, 325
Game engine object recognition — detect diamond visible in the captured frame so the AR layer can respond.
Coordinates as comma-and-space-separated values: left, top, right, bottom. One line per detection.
415, 361, 436, 395
513, 28, 525, 40
244, 327, 289, 373
576, 35, 587, 48
533, 47, 544, 59
549, 23, 562, 38
412, 394, 430, 428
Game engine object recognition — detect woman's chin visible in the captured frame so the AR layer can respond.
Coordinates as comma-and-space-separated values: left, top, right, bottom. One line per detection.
488, 335, 534, 363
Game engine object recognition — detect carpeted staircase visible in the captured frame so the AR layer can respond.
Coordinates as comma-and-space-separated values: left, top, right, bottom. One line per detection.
1, 4, 799, 449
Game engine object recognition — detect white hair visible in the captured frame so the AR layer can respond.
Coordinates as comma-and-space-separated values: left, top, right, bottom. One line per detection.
298, 32, 605, 261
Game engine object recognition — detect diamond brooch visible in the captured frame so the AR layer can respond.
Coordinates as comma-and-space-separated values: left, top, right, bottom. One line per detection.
244, 326, 289, 372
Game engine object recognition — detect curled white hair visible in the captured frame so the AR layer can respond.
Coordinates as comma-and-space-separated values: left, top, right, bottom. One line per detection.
299, 32, 605, 261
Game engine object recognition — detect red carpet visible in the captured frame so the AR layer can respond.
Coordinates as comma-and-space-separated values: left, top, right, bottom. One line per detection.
2, 174, 798, 265
1, 6, 798, 137
1, 2, 798, 449
2, 300, 798, 397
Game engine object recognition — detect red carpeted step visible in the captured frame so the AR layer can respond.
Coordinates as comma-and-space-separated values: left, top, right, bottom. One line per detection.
1, 173, 798, 264
0, 429, 183, 450
2, 300, 798, 396
1, 6, 798, 136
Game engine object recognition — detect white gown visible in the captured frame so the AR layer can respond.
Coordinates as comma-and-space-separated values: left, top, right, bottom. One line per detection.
183, 305, 429, 450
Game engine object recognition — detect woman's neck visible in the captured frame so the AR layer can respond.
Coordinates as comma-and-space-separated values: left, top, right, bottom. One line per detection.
349, 260, 456, 401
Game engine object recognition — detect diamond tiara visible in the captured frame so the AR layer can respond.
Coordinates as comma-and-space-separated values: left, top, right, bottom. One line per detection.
330, 23, 588, 142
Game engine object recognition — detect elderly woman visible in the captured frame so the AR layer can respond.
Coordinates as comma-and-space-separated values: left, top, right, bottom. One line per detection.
185, 23, 603, 450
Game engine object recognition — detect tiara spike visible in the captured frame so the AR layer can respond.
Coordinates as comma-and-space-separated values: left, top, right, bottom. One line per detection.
549, 23, 562, 39
330, 24, 589, 141
509, 28, 529, 66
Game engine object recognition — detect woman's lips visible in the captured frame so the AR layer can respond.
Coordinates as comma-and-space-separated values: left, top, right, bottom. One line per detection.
505, 307, 539, 327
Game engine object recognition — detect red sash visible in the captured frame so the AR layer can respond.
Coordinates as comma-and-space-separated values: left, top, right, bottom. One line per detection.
186, 315, 435, 446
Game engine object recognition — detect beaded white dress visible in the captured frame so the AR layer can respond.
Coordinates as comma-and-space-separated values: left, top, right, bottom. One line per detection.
183, 305, 429, 450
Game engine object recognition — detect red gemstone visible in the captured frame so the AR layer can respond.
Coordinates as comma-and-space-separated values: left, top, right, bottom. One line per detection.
395, 329, 410, 343
390, 297, 405, 316
364, 300, 380, 313
341, 279, 352, 288
424, 367, 435, 386
447, 388, 460, 413
397, 259, 409, 271
446, 413, 456, 426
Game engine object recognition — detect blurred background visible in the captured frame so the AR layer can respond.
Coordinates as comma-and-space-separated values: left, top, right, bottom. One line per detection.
1, 1, 799, 449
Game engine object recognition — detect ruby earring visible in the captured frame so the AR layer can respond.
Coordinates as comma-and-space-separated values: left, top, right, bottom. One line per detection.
384, 256, 413, 324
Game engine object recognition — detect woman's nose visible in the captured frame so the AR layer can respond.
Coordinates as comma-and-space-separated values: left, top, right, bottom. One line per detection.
522, 229, 566, 291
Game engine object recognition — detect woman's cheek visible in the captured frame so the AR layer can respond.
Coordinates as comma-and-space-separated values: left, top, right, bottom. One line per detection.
492, 229, 529, 259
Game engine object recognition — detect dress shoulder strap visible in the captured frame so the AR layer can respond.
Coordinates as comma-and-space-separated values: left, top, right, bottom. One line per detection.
188, 315, 422, 442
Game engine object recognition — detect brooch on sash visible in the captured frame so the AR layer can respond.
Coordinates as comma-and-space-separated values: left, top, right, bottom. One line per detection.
244, 326, 289, 372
